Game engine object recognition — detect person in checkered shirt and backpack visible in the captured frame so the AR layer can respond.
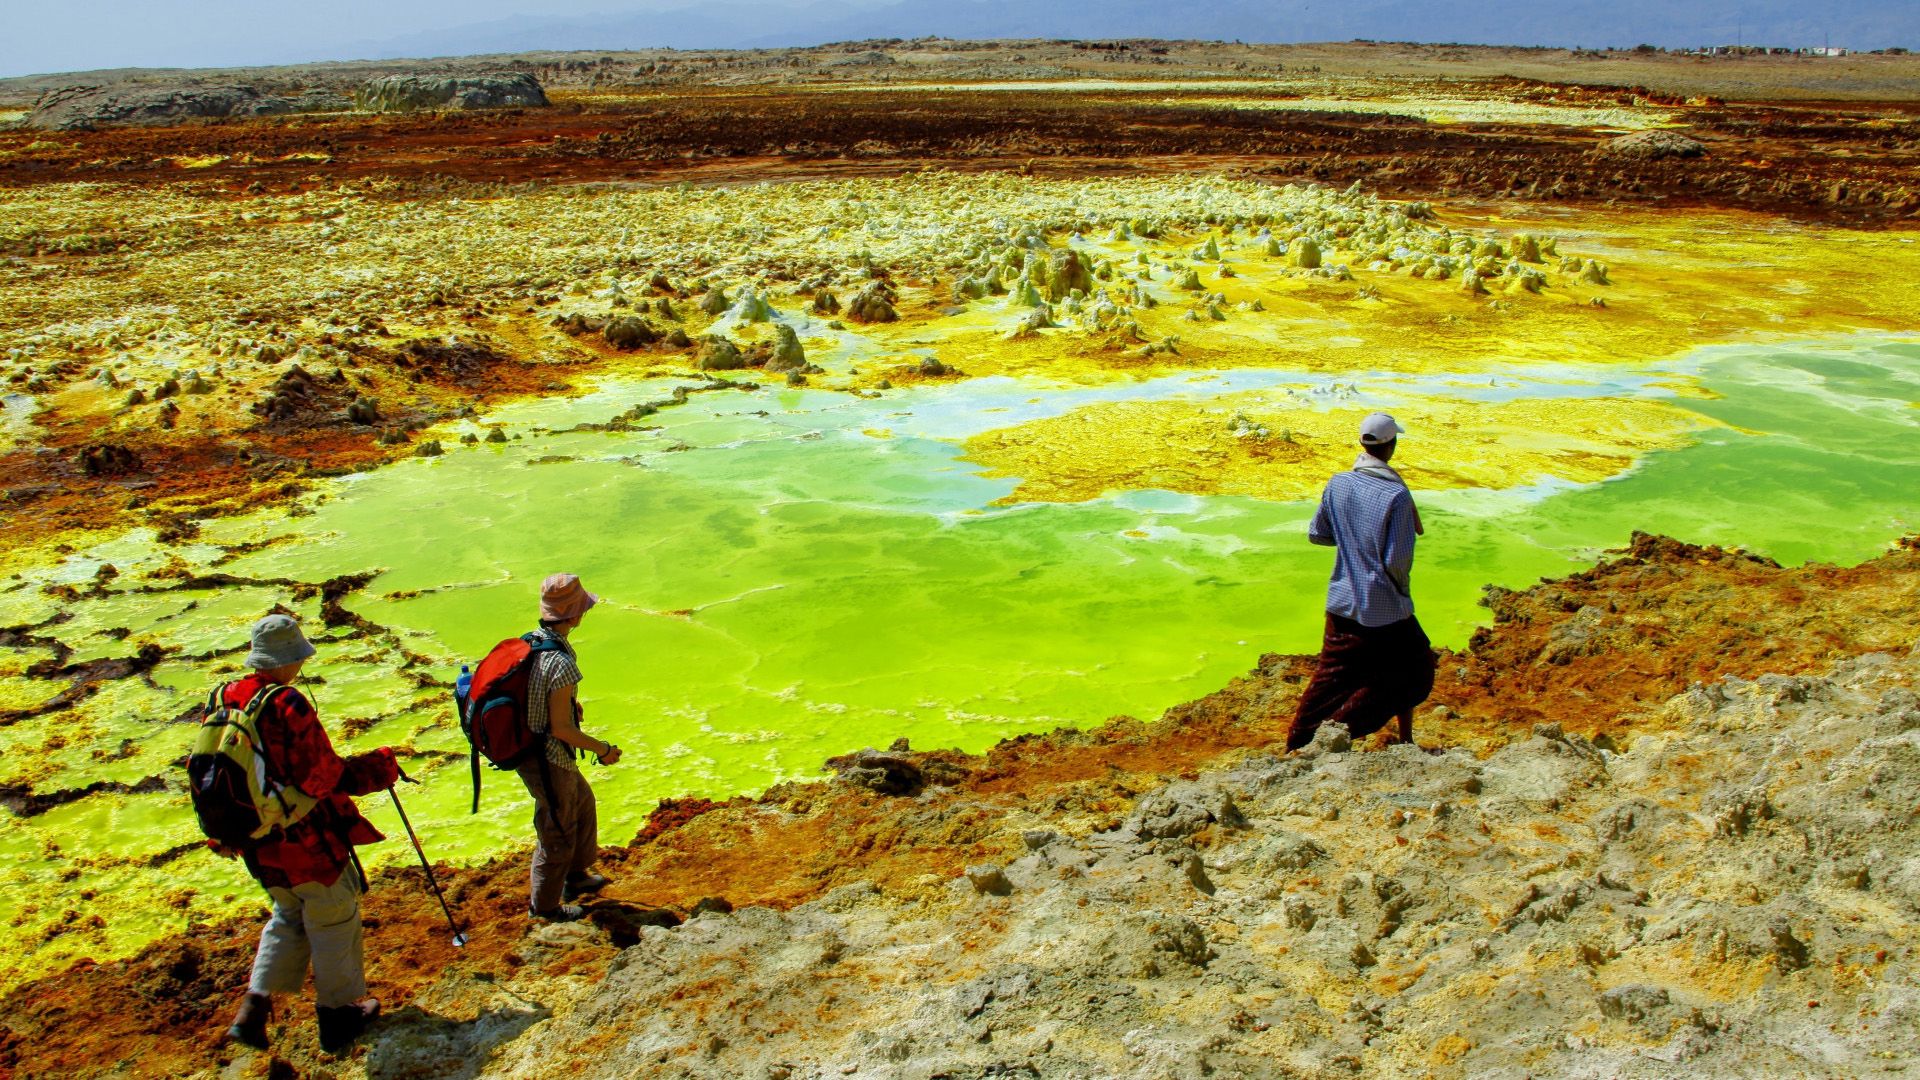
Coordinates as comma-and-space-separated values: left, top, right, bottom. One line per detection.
516, 573, 623, 922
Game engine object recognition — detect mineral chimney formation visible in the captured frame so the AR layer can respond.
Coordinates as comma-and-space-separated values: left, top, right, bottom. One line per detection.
765, 325, 808, 373
357, 73, 549, 113
846, 282, 899, 323
1044, 248, 1095, 302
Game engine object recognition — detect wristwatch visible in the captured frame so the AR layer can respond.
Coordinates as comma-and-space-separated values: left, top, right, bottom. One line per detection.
596, 742, 618, 765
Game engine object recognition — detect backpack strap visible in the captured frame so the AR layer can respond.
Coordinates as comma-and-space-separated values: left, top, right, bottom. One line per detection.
244, 683, 289, 710
520, 631, 571, 803
521, 630, 573, 760
521, 630, 569, 656
240, 683, 311, 804
198, 682, 275, 751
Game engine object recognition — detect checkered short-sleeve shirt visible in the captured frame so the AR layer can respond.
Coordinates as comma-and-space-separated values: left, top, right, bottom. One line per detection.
524, 630, 583, 772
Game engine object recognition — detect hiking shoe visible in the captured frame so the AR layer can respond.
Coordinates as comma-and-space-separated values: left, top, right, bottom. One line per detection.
316, 997, 380, 1054
226, 992, 271, 1051
562, 873, 611, 901
530, 903, 587, 923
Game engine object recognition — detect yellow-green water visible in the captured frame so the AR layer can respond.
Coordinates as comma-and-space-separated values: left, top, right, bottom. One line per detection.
1, 335, 1917, 984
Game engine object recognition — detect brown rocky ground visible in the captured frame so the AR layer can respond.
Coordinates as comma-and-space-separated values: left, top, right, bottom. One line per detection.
2, 532, 1916, 1077
3, 82, 1916, 224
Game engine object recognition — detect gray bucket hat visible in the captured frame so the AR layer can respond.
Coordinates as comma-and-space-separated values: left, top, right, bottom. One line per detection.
245, 613, 316, 670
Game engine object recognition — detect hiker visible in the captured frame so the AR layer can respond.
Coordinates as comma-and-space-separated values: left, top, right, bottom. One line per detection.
519, 572, 622, 922
1286, 412, 1437, 752
213, 614, 399, 1053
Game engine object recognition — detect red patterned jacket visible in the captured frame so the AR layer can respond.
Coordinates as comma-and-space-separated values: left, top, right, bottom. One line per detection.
220, 674, 398, 889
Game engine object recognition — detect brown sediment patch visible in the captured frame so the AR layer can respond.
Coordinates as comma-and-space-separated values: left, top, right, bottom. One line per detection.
628, 796, 730, 847
2, 532, 1914, 1077
0, 774, 167, 817
0, 642, 167, 725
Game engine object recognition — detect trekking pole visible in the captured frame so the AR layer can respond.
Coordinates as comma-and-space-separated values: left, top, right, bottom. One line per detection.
390, 770, 469, 947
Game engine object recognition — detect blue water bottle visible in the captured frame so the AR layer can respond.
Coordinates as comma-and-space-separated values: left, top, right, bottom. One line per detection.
454, 664, 472, 720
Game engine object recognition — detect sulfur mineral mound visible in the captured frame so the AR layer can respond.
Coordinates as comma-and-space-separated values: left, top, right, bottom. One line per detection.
1044, 248, 1094, 303
725, 287, 777, 323
356, 73, 549, 113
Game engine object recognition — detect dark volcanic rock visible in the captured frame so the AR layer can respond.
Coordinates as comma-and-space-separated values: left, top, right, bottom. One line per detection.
602, 316, 659, 349
357, 73, 549, 113
76, 444, 141, 477
822, 747, 967, 796
1598, 130, 1707, 161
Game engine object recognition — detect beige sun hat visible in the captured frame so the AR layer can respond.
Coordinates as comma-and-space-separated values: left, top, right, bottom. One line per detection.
539, 573, 599, 622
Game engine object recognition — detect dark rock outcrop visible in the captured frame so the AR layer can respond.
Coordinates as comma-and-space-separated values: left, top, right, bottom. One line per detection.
24, 84, 316, 131
356, 73, 548, 114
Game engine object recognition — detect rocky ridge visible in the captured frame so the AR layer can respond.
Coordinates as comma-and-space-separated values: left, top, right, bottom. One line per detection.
18, 72, 547, 130
21, 84, 350, 131
463, 648, 1920, 1079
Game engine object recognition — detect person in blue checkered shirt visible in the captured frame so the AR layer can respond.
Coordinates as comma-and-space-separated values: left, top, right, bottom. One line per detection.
1286, 412, 1438, 751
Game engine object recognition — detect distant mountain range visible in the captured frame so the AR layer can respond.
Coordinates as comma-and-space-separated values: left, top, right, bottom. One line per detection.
336, 0, 1916, 61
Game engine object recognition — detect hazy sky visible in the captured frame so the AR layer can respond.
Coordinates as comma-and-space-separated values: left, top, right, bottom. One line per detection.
0, 1, 793, 77
3, 0, 1912, 81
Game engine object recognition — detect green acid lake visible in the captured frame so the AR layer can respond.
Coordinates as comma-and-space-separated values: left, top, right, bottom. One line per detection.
1, 334, 1917, 977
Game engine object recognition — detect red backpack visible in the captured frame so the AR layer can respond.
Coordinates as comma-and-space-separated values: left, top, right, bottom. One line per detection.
457, 633, 569, 813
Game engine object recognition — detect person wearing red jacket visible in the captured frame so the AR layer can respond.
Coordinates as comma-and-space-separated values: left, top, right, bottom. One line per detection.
217, 613, 399, 1054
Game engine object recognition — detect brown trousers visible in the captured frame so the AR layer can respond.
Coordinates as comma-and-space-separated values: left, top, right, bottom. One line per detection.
515, 760, 600, 912
1287, 613, 1436, 751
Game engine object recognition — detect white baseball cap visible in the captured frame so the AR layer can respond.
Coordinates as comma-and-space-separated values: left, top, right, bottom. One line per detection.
1358, 412, 1405, 445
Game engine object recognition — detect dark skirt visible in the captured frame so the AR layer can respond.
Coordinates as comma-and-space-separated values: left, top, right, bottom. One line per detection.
1286, 613, 1436, 751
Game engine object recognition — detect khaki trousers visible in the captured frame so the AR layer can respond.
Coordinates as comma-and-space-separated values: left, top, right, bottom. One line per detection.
248, 863, 367, 1008
516, 760, 600, 912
